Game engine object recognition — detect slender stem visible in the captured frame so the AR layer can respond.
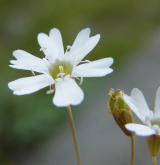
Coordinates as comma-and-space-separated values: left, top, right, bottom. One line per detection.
67, 105, 82, 165
130, 136, 135, 165
152, 156, 157, 165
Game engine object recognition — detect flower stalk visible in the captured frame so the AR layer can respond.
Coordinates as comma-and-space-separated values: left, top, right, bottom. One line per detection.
147, 135, 160, 165
131, 135, 135, 165
67, 105, 82, 165
152, 156, 157, 165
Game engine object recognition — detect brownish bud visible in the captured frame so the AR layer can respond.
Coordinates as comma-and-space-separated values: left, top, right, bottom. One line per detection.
108, 89, 134, 136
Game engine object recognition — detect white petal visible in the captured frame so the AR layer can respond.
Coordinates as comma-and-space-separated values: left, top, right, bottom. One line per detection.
72, 67, 113, 78
123, 94, 146, 123
125, 123, 155, 136
131, 88, 149, 111
53, 77, 84, 107
37, 33, 59, 62
78, 57, 113, 68
154, 86, 160, 115
70, 28, 91, 51
69, 34, 100, 65
49, 28, 64, 55
8, 74, 53, 95
131, 88, 153, 118
10, 50, 48, 73
72, 57, 113, 77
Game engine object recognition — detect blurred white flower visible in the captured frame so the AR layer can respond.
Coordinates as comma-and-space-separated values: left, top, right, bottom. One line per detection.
124, 87, 160, 136
8, 28, 114, 107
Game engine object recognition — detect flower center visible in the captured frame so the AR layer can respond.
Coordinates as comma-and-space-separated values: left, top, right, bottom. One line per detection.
50, 61, 73, 79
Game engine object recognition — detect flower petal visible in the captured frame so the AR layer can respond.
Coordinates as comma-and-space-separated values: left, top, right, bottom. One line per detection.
53, 77, 84, 107
72, 57, 113, 77
69, 34, 100, 65
154, 86, 160, 115
49, 28, 64, 55
10, 50, 48, 73
78, 57, 113, 68
70, 28, 91, 51
73, 68, 113, 77
8, 74, 53, 95
37, 33, 59, 62
131, 88, 153, 118
125, 123, 155, 136
123, 94, 146, 123
124, 89, 155, 123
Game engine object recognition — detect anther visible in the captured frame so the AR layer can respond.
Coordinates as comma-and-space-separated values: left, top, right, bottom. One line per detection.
40, 47, 47, 51
79, 77, 83, 85
59, 65, 64, 73
46, 89, 54, 94
66, 45, 71, 51
80, 60, 91, 64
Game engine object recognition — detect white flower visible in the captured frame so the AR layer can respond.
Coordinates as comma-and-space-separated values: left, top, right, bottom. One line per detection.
123, 87, 160, 136
8, 28, 114, 107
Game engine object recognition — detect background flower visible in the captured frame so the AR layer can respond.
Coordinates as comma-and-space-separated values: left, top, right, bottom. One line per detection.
124, 88, 160, 136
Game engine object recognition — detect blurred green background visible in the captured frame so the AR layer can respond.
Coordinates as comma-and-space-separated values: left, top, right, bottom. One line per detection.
0, 0, 160, 164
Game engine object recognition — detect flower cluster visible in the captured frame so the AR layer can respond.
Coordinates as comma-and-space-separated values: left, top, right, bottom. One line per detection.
8, 27, 160, 164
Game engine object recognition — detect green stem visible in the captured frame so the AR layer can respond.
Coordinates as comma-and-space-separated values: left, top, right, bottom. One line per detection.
131, 136, 135, 165
67, 105, 82, 165
152, 156, 157, 165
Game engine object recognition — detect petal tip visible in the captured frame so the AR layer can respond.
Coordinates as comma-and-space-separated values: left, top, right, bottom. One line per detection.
49, 27, 60, 34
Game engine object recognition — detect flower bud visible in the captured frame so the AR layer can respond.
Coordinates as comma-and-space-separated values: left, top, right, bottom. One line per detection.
108, 89, 134, 136
147, 135, 160, 157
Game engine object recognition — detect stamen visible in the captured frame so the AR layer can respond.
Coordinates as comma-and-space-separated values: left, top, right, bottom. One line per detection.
80, 60, 91, 64
59, 65, 64, 73
50, 62, 73, 79
46, 89, 54, 94
40, 47, 47, 51
79, 77, 83, 85
66, 45, 71, 51
46, 85, 55, 94
75, 77, 84, 85
31, 70, 36, 76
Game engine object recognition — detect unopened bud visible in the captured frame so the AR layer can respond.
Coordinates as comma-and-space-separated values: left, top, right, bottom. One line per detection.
108, 89, 134, 136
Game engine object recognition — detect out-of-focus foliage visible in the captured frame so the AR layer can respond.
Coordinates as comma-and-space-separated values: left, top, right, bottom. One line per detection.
0, 0, 160, 162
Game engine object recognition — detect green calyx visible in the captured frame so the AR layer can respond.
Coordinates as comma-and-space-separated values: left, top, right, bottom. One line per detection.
151, 120, 160, 126
147, 135, 160, 157
108, 89, 134, 136
50, 61, 73, 79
